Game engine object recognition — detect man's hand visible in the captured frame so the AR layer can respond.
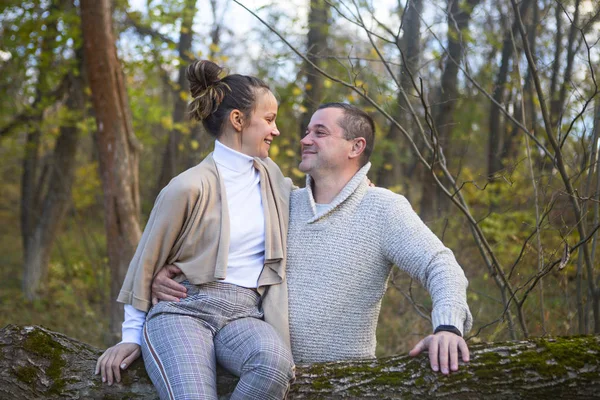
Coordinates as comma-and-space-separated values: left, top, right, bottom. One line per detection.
95, 343, 141, 385
151, 264, 187, 305
409, 331, 469, 374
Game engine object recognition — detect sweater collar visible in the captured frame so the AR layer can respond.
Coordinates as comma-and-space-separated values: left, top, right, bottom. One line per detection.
305, 162, 371, 221
213, 140, 255, 173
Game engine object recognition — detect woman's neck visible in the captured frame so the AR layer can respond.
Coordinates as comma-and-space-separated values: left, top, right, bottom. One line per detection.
218, 130, 244, 154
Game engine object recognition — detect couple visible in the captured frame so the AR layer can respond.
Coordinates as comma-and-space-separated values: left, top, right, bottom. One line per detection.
96, 60, 472, 399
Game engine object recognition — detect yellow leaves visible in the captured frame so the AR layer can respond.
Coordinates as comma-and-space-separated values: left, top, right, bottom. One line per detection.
298, 105, 307, 113
161, 116, 173, 130
324, 79, 332, 89
174, 122, 190, 135
209, 43, 220, 54
285, 149, 296, 157
348, 94, 356, 102
291, 168, 305, 178
269, 143, 280, 157
388, 184, 403, 194
292, 86, 302, 96
50, 126, 60, 137
305, 83, 313, 91
384, 163, 393, 171
190, 139, 199, 150
73, 162, 101, 211
179, 91, 189, 101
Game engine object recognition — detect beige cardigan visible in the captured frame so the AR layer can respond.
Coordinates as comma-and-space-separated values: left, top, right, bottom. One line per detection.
117, 153, 293, 346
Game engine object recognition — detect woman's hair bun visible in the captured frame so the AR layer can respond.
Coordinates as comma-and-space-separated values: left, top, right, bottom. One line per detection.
187, 60, 223, 96
187, 60, 228, 121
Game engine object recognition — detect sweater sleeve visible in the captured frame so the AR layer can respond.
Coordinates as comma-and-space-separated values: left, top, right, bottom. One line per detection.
382, 194, 473, 336
117, 177, 200, 312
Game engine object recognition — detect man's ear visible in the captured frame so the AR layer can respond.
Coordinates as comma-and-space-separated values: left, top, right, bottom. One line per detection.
349, 137, 367, 159
229, 109, 245, 132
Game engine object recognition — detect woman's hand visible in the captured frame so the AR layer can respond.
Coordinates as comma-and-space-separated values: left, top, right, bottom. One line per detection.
95, 342, 141, 385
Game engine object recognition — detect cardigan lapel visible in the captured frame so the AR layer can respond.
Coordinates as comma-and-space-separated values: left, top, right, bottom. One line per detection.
207, 154, 231, 280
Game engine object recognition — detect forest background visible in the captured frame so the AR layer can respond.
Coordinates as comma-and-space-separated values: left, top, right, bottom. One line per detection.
1, 0, 599, 355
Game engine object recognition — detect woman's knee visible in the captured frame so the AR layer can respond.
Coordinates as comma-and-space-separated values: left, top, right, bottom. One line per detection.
246, 338, 295, 379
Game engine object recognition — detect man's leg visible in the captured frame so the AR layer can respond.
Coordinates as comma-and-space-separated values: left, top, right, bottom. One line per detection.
215, 317, 295, 400
141, 312, 218, 400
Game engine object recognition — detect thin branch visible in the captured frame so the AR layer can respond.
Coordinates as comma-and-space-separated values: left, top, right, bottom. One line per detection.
511, 0, 598, 332
233, 0, 526, 335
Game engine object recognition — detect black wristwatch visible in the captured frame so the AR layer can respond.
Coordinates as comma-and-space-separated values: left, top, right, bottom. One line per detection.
434, 325, 462, 337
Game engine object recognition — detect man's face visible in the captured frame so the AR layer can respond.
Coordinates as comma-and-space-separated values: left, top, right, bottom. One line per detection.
299, 107, 354, 175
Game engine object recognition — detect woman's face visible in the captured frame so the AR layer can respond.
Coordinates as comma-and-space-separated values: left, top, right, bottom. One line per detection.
240, 90, 280, 159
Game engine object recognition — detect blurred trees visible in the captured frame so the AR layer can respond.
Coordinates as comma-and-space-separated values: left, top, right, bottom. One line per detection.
155, 0, 198, 194
18, 0, 84, 301
1, 0, 599, 350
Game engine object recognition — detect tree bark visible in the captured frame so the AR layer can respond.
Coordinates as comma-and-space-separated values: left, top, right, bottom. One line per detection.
80, 0, 142, 344
2, 325, 600, 399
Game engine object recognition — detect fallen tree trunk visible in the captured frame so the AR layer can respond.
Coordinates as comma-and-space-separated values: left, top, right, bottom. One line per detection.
1, 325, 599, 399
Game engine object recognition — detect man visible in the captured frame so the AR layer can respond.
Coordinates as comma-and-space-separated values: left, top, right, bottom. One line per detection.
153, 103, 472, 374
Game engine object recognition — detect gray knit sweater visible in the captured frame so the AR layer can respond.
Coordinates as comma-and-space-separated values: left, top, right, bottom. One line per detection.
286, 163, 473, 363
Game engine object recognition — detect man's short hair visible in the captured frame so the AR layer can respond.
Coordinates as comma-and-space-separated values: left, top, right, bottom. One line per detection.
317, 102, 375, 166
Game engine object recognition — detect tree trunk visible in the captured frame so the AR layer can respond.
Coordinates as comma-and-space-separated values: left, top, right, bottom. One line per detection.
2, 325, 600, 399
21, 0, 82, 300
420, 0, 481, 220
487, 0, 533, 178
155, 0, 197, 194
378, 0, 423, 192
22, 71, 84, 301
80, 0, 142, 344
554, 0, 581, 133
504, 0, 540, 168
20, 0, 59, 300
299, 0, 331, 136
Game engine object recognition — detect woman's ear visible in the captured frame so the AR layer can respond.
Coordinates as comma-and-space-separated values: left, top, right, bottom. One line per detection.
229, 109, 245, 132
349, 137, 367, 159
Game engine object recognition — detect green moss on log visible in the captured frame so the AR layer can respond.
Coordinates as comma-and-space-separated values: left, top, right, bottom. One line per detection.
21, 329, 68, 394
14, 365, 37, 385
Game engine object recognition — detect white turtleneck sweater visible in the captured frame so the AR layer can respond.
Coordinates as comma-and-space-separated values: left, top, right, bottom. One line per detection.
121, 140, 265, 345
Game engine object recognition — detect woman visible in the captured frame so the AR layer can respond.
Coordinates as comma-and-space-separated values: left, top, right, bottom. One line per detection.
95, 60, 295, 400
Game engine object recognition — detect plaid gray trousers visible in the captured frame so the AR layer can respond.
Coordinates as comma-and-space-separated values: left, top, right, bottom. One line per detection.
141, 281, 295, 400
